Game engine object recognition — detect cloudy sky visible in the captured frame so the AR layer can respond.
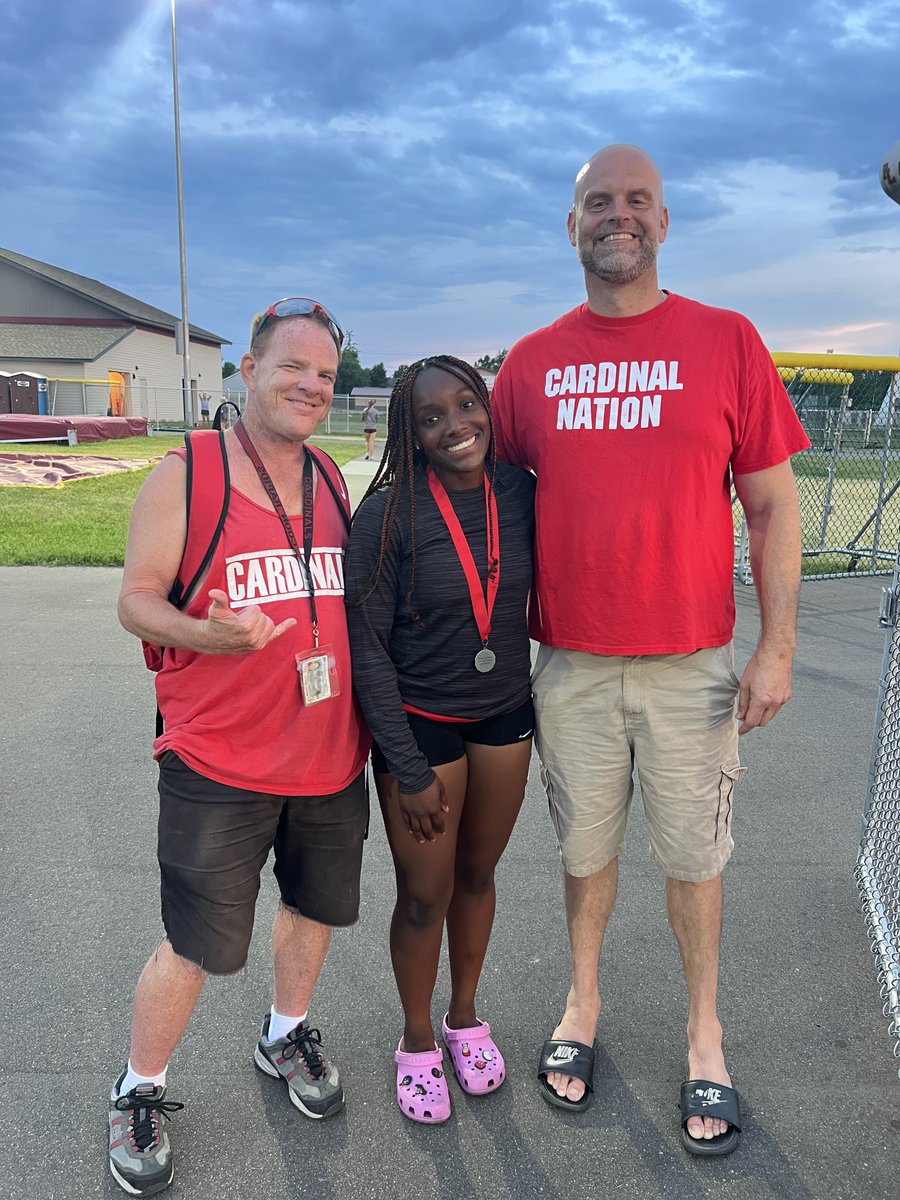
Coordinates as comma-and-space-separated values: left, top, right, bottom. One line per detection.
3, 0, 900, 369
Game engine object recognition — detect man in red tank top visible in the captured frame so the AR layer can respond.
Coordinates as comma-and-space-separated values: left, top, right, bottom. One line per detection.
108, 300, 369, 1197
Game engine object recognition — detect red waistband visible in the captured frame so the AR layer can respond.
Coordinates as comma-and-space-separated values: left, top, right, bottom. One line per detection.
402, 702, 468, 724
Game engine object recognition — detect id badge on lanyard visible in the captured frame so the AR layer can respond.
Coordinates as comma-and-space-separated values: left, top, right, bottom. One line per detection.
296, 645, 340, 706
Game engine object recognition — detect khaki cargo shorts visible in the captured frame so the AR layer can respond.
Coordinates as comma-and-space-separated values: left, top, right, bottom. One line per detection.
532, 643, 744, 882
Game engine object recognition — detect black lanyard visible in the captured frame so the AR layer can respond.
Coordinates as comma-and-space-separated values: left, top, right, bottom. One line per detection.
234, 419, 321, 645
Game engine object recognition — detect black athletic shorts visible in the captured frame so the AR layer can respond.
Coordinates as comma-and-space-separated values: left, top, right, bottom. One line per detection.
370, 696, 535, 776
156, 752, 368, 975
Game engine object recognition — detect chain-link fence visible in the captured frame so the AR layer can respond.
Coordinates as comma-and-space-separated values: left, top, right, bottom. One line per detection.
857, 552, 900, 1076
40, 382, 373, 439
41, 380, 229, 427
46, 381, 245, 428
735, 353, 900, 582
203, 393, 374, 437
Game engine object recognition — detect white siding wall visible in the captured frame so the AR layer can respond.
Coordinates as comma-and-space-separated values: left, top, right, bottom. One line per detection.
1, 332, 224, 422
0, 359, 84, 380
93, 331, 223, 422
54, 378, 91, 415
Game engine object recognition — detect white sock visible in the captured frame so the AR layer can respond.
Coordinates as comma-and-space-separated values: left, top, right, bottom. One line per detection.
265, 1007, 307, 1043
117, 1059, 167, 1096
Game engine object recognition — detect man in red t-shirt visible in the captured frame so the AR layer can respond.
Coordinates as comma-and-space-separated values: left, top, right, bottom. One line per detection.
108, 300, 370, 1196
492, 145, 809, 1155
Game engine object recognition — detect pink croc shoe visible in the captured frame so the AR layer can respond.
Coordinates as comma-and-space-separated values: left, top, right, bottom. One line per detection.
441, 1015, 506, 1095
394, 1042, 451, 1123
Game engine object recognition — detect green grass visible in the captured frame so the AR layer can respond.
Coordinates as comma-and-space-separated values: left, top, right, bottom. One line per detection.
0, 469, 157, 565
799, 554, 894, 577
3, 435, 180, 460
7, 432, 895, 576
794, 450, 900, 482
0, 436, 363, 566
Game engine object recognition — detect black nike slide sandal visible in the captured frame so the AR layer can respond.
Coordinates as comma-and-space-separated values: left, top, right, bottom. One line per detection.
537, 1038, 595, 1112
680, 1078, 742, 1156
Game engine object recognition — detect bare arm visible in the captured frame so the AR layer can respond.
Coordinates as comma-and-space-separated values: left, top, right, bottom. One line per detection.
732, 460, 802, 734
117, 455, 295, 655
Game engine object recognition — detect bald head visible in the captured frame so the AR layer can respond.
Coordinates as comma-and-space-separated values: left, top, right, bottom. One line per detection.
573, 144, 664, 209
567, 143, 669, 292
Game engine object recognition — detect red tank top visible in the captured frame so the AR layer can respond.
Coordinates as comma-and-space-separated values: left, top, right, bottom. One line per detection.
153, 480, 370, 796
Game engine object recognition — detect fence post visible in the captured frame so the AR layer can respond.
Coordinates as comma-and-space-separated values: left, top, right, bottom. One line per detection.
870, 373, 900, 572
816, 383, 851, 551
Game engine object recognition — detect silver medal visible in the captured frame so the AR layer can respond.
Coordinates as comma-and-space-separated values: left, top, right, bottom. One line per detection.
474, 647, 496, 673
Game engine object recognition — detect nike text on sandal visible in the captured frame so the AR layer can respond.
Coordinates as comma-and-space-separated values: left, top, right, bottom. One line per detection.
680, 1079, 742, 1156
537, 1038, 595, 1112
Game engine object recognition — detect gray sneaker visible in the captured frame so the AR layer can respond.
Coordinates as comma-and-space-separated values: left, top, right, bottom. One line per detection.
108, 1074, 184, 1196
253, 1015, 344, 1118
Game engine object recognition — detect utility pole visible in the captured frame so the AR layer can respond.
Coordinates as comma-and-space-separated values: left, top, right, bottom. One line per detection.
171, 0, 193, 428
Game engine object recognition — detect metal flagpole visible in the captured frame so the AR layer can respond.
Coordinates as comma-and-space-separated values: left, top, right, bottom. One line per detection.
171, 0, 193, 429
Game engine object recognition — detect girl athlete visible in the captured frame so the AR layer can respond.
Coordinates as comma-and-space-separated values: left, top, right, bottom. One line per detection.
362, 400, 379, 459
345, 356, 535, 1123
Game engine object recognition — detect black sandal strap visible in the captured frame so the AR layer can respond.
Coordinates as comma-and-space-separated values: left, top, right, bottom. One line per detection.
680, 1079, 742, 1130
538, 1039, 595, 1092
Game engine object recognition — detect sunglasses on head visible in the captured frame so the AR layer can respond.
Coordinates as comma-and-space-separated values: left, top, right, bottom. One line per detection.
253, 297, 345, 352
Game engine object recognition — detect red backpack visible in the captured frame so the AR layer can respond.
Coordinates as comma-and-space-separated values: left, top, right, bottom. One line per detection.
141, 429, 352, 674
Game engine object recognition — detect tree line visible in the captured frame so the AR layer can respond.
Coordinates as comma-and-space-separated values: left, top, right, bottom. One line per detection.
341, 344, 509, 394
222, 348, 508, 395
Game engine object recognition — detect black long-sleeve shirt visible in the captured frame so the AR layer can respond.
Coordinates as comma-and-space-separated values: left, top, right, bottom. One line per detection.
345, 463, 535, 792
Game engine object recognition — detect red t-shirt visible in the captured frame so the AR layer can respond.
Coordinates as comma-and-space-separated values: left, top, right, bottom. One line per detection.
491, 294, 810, 655
154, 478, 370, 795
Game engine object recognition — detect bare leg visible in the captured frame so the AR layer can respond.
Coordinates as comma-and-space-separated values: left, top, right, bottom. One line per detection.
546, 860, 618, 1102
666, 874, 731, 1140
445, 740, 530, 1028
129, 940, 207, 1075
376, 759, 468, 1052
272, 906, 333, 1018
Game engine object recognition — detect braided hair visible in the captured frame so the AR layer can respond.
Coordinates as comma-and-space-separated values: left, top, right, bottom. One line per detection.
350, 354, 497, 624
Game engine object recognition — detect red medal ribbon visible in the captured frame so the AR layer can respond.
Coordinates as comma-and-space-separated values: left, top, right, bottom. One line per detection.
426, 467, 500, 647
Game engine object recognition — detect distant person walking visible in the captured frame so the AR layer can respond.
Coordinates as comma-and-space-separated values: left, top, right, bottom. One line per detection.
362, 399, 379, 459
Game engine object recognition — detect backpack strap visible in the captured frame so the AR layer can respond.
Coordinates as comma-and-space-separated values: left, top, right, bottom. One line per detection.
168, 429, 230, 608
306, 445, 351, 533
145, 430, 229, 736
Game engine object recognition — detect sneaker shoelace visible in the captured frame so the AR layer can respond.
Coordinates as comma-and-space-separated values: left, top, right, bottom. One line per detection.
115, 1092, 185, 1153
281, 1024, 327, 1080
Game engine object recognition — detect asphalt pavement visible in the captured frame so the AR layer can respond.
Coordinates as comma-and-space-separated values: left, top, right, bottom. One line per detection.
0, 450, 897, 1200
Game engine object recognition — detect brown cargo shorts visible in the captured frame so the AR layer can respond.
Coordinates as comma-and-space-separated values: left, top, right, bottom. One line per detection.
532, 643, 745, 882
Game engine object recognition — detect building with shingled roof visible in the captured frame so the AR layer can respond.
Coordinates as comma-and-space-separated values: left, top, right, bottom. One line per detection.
0, 247, 229, 423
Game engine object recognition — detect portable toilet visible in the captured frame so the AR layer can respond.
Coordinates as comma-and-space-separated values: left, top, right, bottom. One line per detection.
8, 372, 41, 415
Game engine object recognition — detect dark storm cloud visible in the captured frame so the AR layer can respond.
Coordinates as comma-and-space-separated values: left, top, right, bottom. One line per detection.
1, 0, 899, 359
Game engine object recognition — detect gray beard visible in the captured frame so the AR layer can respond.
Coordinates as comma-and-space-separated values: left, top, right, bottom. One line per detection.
578, 236, 657, 284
